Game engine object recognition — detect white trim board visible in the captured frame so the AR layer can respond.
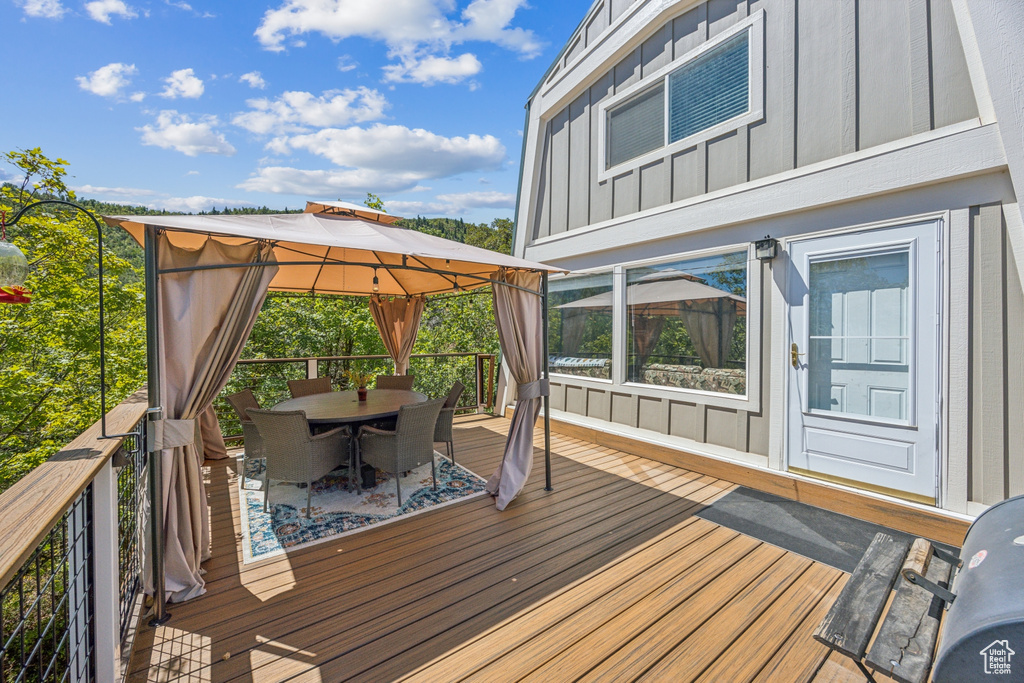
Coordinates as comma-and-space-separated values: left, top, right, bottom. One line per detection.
524, 121, 1004, 264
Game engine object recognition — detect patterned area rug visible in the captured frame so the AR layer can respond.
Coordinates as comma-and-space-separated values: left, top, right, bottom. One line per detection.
238, 453, 488, 563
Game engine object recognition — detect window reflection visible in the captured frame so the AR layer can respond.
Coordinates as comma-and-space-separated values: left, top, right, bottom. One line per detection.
548, 273, 614, 380
625, 252, 747, 394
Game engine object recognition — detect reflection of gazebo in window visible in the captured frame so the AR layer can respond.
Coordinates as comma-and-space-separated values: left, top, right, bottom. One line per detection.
557, 270, 746, 381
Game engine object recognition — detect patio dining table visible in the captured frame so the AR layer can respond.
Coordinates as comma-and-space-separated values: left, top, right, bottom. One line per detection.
271, 389, 427, 491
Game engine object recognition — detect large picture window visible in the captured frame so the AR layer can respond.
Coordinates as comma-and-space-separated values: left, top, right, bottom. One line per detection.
548, 273, 614, 380
598, 11, 763, 180
625, 251, 747, 395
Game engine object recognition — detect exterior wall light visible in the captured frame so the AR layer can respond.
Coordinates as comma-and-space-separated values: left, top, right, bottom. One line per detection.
754, 236, 778, 261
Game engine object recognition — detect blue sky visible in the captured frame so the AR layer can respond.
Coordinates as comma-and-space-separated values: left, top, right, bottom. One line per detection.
2, 0, 593, 222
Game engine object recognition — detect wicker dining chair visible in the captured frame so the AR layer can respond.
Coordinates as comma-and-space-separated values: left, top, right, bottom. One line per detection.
433, 381, 465, 465
375, 374, 415, 391
247, 409, 349, 517
225, 389, 264, 484
287, 377, 332, 398
358, 398, 445, 506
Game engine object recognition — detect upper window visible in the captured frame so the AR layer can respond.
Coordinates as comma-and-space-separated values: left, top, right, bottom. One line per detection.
598, 11, 764, 180
668, 32, 749, 143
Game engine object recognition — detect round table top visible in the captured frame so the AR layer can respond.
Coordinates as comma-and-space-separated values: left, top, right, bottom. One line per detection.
271, 389, 427, 424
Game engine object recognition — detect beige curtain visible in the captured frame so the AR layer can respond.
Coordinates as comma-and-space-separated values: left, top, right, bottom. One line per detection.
153, 234, 277, 602
487, 269, 545, 510
631, 314, 665, 369
369, 295, 424, 375
678, 299, 739, 368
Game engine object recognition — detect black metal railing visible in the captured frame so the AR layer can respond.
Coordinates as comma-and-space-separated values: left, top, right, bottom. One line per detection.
0, 392, 148, 683
0, 488, 95, 683
115, 419, 146, 643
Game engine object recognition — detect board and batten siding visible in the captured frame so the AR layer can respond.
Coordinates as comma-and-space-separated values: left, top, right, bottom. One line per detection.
530, 0, 978, 241
969, 203, 1024, 506
549, 261, 772, 457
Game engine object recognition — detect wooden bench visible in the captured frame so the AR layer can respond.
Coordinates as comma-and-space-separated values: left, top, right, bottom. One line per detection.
814, 532, 961, 683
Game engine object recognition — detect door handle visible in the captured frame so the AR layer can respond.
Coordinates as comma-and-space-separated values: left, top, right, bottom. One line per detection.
791, 342, 806, 368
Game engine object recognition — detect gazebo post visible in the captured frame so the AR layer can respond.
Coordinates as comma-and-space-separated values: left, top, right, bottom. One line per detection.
542, 271, 552, 492
144, 226, 170, 625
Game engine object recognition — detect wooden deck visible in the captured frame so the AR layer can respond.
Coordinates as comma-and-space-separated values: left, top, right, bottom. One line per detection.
128, 414, 899, 682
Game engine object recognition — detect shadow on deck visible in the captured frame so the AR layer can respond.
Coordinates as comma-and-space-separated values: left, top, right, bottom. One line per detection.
127, 414, 889, 682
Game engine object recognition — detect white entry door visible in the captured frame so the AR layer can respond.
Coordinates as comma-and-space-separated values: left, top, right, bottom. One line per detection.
787, 221, 941, 504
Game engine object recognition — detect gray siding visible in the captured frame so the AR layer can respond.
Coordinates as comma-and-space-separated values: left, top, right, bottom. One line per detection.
531, 0, 978, 241
969, 203, 1024, 505
550, 261, 772, 457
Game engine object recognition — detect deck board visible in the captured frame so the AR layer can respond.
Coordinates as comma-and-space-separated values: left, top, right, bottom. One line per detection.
128, 414, 922, 682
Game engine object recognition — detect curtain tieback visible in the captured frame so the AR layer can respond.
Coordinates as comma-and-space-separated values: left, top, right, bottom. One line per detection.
518, 378, 550, 400
147, 418, 197, 452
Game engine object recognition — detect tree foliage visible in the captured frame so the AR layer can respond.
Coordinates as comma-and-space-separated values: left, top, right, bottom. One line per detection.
0, 149, 146, 490
1, 151, 511, 488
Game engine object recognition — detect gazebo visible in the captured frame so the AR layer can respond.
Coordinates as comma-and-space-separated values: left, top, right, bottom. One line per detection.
103, 202, 564, 612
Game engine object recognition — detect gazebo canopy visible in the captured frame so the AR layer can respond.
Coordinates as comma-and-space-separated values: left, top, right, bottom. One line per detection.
104, 210, 563, 297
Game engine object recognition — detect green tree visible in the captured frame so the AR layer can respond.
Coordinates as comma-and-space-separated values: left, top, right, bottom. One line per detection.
0, 149, 146, 491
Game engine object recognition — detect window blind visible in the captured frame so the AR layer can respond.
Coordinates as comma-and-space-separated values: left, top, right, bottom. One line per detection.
606, 83, 664, 168
669, 30, 749, 143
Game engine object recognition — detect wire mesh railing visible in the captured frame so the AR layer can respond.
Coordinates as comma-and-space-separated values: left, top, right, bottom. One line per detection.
0, 393, 148, 683
115, 420, 146, 643
0, 488, 95, 683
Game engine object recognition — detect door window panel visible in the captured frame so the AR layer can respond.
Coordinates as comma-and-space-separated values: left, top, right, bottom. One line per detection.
807, 251, 911, 422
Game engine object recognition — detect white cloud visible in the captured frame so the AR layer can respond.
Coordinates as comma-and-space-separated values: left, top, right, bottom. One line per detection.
435, 191, 515, 208
160, 68, 204, 99
456, 0, 542, 55
382, 52, 481, 86
149, 195, 254, 212
238, 166, 425, 195
73, 184, 156, 198
239, 71, 266, 89
129, 91, 146, 102
389, 190, 514, 216
185, 170, 200, 175
241, 124, 505, 196
72, 183, 250, 212
18, 0, 65, 19
138, 111, 236, 157
76, 62, 137, 98
337, 55, 358, 72
232, 87, 388, 135
254, 0, 542, 85
85, 0, 137, 23
275, 123, 505, 176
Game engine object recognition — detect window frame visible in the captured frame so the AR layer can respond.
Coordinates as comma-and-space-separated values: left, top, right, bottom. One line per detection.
544, 244, 762, 413
618, 245, 755, 402
547, 268, 617, 384
596, 10, 765, 182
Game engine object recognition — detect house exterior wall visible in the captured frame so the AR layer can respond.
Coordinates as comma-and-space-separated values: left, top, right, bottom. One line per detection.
516, 0, 1024, 515
969, 203, 1024, 505
528, 0, 978, 241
